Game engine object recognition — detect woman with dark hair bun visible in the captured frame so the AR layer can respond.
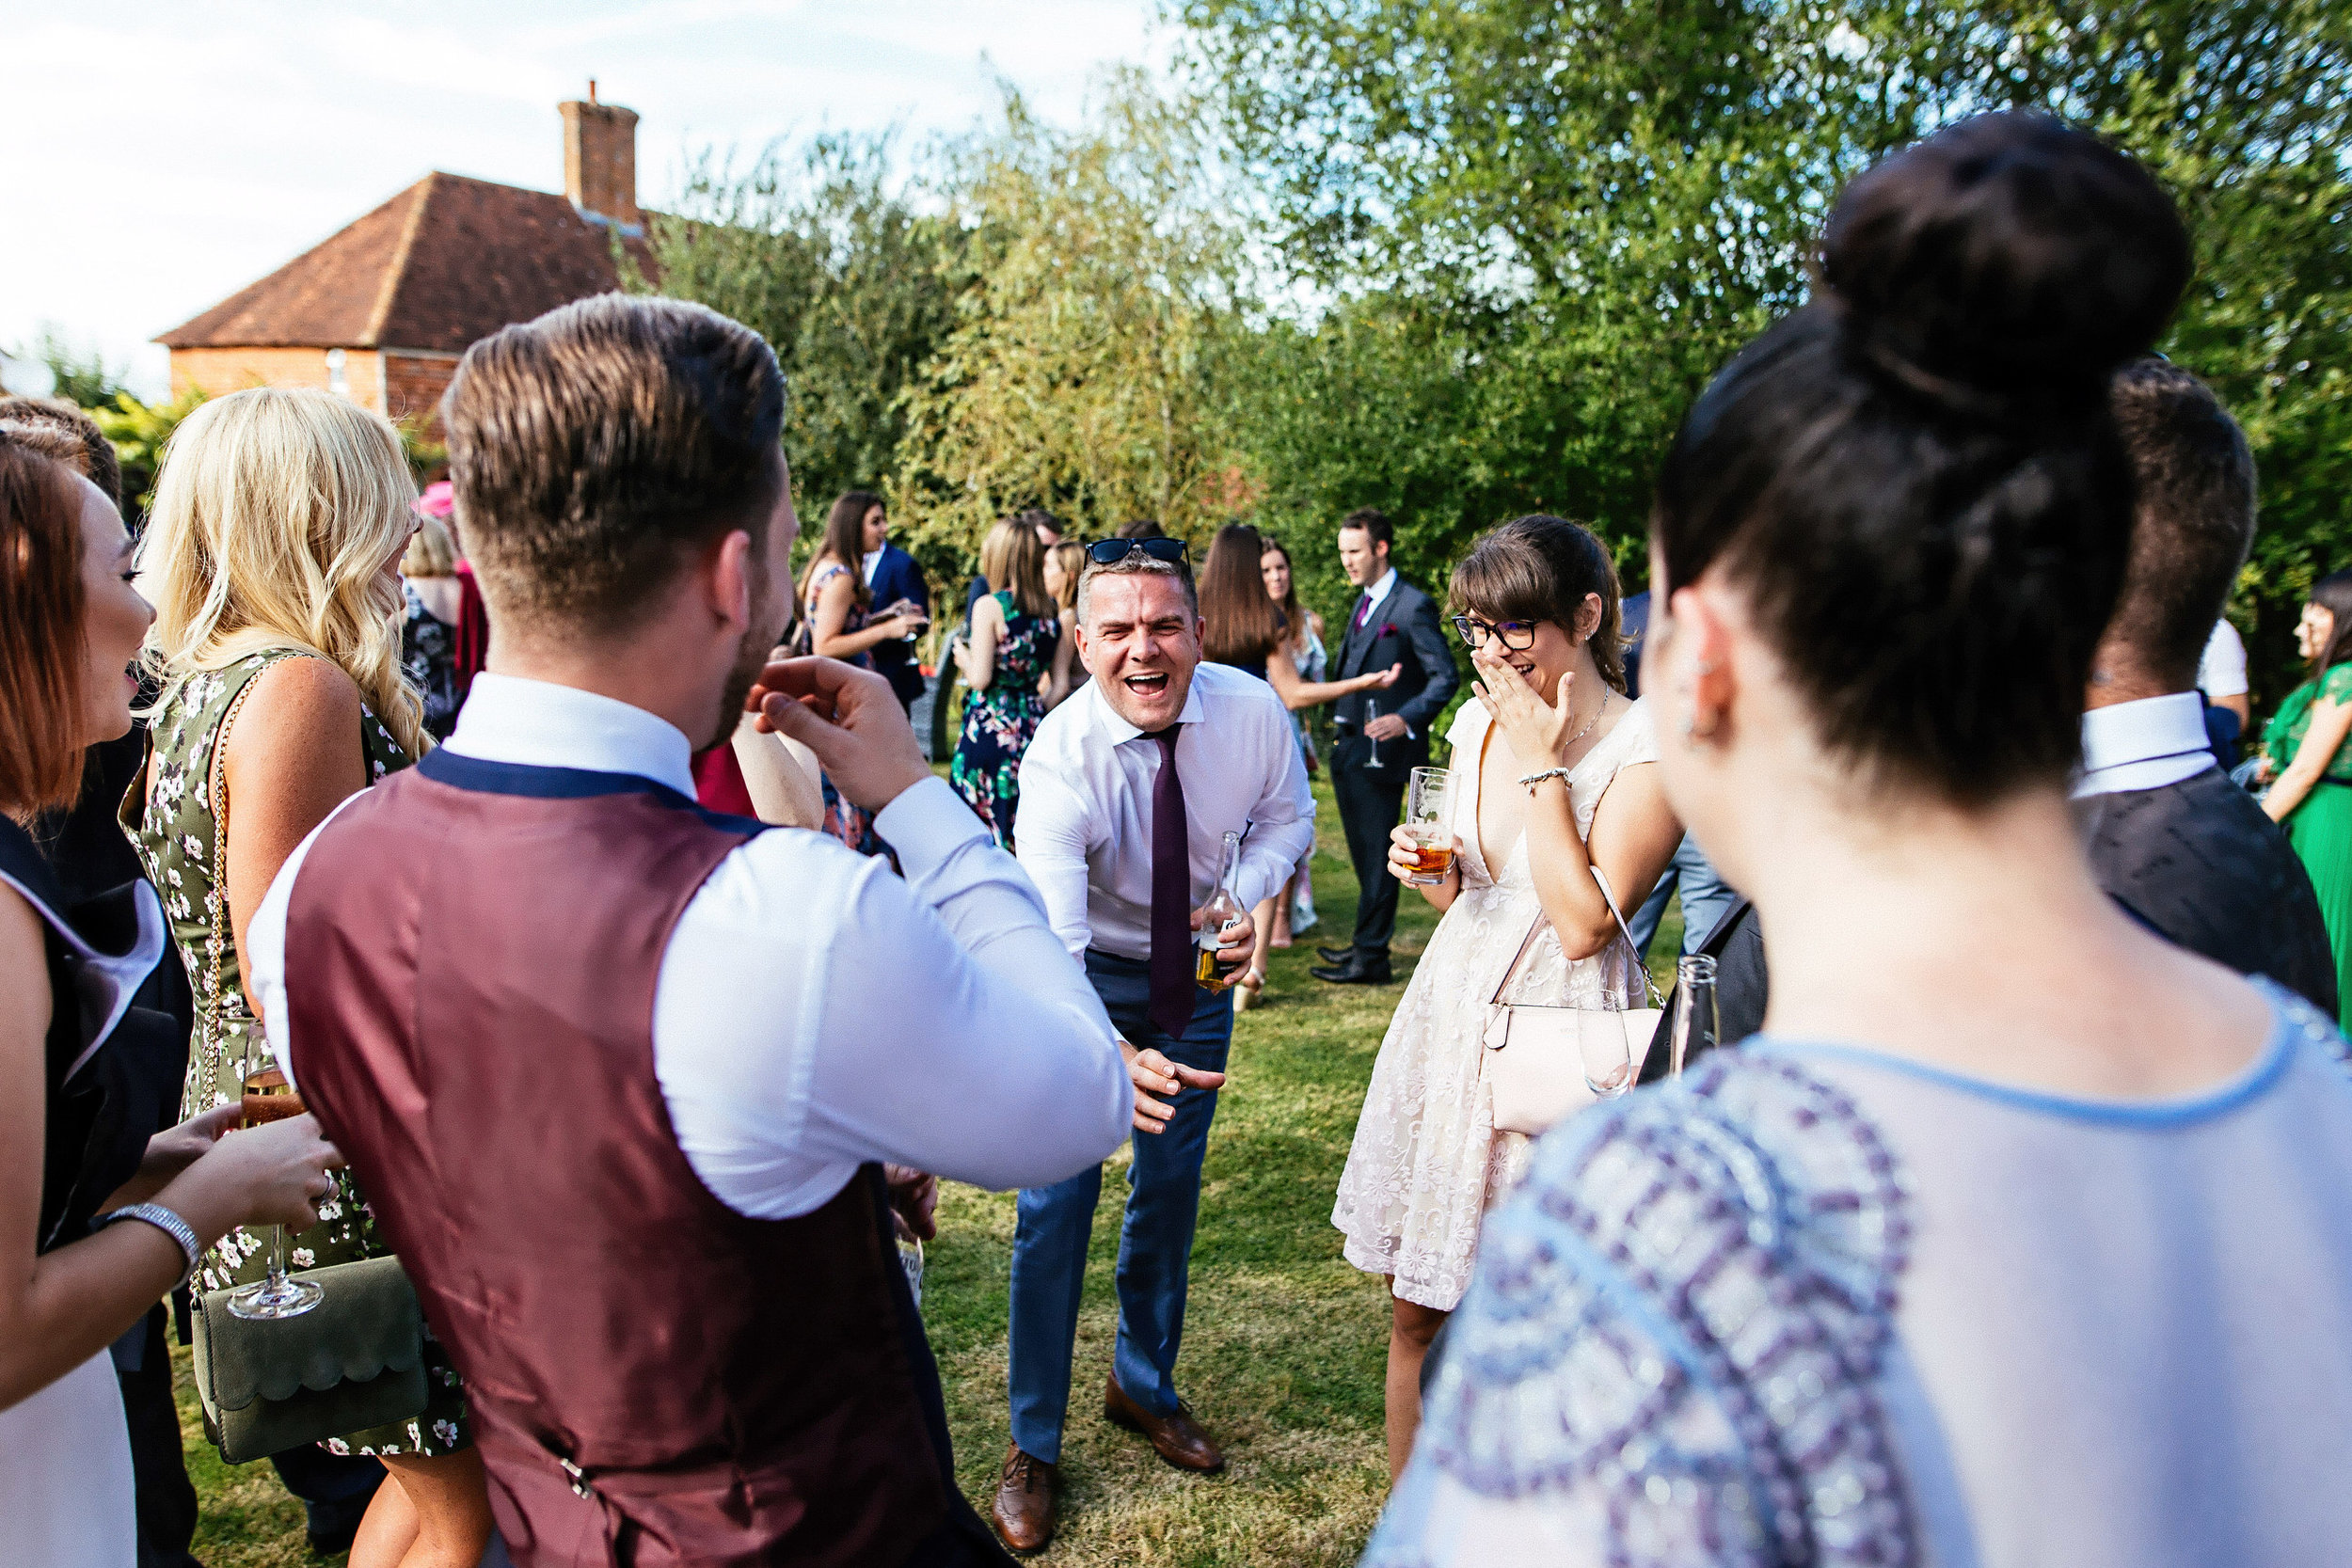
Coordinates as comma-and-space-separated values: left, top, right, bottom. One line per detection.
2257, 568, 2352, 1026
1334, 512, 1680, 1477
1369, 115, 2352, 1566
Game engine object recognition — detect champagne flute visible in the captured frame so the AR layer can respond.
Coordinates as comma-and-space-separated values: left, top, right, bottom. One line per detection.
224, 1064, 325, 1320
1364, 697, 1384, 769
1403, 767, 1454, 884
1670, 955, 1720, 1079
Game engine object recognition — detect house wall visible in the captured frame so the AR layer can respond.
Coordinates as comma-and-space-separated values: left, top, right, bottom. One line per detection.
169, 346, 385, 413
382, 351, 461, 429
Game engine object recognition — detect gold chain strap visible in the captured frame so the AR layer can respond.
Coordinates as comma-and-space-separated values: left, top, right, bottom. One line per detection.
199, 664, 274, 1107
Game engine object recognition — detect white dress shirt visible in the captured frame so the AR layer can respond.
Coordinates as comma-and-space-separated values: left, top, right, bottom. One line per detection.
2198, 619, 2249, 699
2074, 691, 2219, 799
1352, 566, 1399, 633
861, 547, 883, 585
248, 673, 1131, 1220
1014, 662, 1317, 963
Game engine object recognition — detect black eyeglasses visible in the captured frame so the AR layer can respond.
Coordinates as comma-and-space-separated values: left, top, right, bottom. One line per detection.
1086, 537, 1189, 566
1450, 614, 1538, 651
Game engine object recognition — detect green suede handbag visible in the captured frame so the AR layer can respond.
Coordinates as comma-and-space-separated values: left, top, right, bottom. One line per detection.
189, 1254, 431, 1464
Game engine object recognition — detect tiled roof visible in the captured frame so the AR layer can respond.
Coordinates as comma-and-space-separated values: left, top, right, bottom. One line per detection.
158, 172, 656, 352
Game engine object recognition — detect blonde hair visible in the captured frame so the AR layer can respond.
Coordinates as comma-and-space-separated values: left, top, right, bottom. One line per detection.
980, 517, 1056, 620
1046, 540, 1086, 612
139, 388, 429, 758
403, 512, 457, 578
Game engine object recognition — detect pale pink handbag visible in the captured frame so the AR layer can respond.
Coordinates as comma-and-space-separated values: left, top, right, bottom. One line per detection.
1481, 867, 1662, 1135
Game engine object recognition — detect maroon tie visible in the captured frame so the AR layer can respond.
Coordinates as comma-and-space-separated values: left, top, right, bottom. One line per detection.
1352, 592, 1374, 631
1149, 728, 1195, 1041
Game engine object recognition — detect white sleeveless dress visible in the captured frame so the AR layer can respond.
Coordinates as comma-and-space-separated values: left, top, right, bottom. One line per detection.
1332, 696, 1657, 1310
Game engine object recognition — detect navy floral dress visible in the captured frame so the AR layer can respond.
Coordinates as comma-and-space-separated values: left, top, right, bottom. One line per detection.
950, 591, 1057, 847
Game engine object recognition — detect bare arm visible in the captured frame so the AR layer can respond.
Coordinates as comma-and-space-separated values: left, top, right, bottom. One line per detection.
1525, 762, 1679, 959
0, 887, 338, 1410
813, 571, 910, 661
958, 595, 1004, 691
1045, 611, 1080, 707
728, 711, 827, 828
2214, 691, 2251, 726
2265, 695, 2352, 822
222, 657, 372, 1007
1266, 651, 1401, 712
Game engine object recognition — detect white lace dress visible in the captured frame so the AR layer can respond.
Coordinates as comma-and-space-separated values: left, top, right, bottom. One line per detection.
1332, 696, 1657, 1310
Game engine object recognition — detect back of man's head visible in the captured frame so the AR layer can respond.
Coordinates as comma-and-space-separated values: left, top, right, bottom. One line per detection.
0, 395, 120, 508
2102, 359, 2255, 693
442, 293, 786, 638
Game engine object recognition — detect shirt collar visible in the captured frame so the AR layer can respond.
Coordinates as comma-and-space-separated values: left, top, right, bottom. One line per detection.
444, 673, 698, 797
1084, 664, 1210, 746
2080, 692, 2209, 773
861, 547, 883, 579
1360, 567, 1398, 613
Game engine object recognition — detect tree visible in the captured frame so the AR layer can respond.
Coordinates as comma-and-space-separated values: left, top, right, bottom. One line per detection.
892, 75, 1249, 559
630, 132, 964, 540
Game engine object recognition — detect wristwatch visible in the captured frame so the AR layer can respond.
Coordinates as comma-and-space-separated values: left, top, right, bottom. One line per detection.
97, 1202, 201, 1291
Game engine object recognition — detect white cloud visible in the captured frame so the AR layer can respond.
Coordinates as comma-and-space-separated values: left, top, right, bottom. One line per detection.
0, 0, 1163, 396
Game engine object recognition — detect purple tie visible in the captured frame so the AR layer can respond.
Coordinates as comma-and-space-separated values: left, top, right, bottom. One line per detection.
1352, 592, 1374, 631
1149, 728, 1195, 1041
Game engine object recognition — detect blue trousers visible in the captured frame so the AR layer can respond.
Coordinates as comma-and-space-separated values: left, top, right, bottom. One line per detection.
1628, 833, 1737, 959
1006, 950, 1232, 1464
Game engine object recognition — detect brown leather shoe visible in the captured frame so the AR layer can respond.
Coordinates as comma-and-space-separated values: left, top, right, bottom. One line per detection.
992, 1443, 1057, 1554
1104, 1372, 1226, 1473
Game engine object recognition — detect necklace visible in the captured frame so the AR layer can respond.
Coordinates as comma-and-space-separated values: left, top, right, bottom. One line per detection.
1561, 688, 1611, 753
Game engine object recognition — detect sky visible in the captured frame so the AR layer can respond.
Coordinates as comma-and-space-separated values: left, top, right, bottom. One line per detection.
0, 0, 1168, 398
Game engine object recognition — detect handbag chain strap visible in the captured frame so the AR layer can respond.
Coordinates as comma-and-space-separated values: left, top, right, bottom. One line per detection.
199, 662, 274, 1105
1487, 864, 1667, 1011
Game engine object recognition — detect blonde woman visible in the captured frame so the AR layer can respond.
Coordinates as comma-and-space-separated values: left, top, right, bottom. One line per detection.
1041, 538, 1086, 707
124, 389, 491, 1568
949, 517, 1063, 847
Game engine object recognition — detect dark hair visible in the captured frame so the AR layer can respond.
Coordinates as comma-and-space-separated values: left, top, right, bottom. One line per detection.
0, 439, 89, 816
1259, 536, 1306, 646
1654, 113, 2190, 802
2102, 360, 2255, 690
1450, 515, 1628, 693
812, 490, 881, 610
1200, 523, 1286, 667
1341, 506, 1393, 548
443, 293, 787, 635
0, 396, 120, 509
1020, 506, 1064, 542
1115, 516, 1166, 541
2308, 571, 2352, 678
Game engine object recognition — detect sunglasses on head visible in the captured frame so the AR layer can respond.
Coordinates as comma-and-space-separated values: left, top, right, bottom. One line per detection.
1085, 537, 1189, 566
1450, 614, 1539, 651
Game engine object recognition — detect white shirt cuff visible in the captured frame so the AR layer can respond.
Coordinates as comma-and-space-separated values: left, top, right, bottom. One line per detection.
874, 774, 990, 873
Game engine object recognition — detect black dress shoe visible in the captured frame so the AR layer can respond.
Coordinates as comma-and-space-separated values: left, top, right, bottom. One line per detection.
1311, 958, 1392, 985
1317, 945, 1354, 964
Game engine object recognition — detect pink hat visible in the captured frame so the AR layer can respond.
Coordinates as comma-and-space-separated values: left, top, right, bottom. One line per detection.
414, 480, 455, 519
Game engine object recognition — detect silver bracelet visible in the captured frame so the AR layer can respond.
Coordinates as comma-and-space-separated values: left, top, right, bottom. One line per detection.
98, 1202, 200, 1291
1518, 767, 1574, 795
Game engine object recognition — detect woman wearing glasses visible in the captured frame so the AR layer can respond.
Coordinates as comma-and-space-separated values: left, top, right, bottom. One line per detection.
1330, 514, 1681, 1481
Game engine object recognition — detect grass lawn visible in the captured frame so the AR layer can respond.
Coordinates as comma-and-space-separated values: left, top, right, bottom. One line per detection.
178, 774, 1683, 1565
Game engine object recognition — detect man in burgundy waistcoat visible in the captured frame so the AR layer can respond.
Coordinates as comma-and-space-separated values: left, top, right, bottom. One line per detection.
246, 295, 1134, 1567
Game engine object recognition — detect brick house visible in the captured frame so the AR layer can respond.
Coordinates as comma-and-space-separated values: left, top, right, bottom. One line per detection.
157, 89, 653, 427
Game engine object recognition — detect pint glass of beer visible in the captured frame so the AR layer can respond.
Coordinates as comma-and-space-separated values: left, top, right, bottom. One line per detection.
1403, 767, 1454, 885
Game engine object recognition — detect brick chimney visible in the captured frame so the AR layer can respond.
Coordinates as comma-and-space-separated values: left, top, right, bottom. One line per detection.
560, 82, 641, 230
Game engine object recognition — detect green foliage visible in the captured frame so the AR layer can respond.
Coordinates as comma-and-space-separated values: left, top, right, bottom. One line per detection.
89, 387, 208, 520
26, 325, 135, 409
893, 74, 1250, 561
629, 130, 965, 582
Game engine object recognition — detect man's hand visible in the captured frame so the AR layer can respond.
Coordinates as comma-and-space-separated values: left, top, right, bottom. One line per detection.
1363, 713, 1409, 742
1190, 904, 1255, 962
883, 1164, 939, 1243
1120, 1038, 1228, 1134
749, 657, 929, 811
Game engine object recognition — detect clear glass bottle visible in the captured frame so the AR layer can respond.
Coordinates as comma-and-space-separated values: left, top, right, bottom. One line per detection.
1670, 954, 1720, 1078
1194, 831, 1246, 990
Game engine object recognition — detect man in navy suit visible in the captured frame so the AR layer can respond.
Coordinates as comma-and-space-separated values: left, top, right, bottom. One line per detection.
1314, 508, 1460, 986
852, 492, 931, 715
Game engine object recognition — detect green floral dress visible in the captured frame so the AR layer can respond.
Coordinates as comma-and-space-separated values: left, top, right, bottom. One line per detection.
125, 649, 469, 1457
949, 591, 1057, 847
2264, 662, 2352, 1031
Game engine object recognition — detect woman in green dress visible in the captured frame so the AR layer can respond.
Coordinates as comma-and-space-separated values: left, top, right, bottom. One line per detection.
949, 516, 1066, 848
2258, 569, 2352, 1031
125, 388, 490, 1567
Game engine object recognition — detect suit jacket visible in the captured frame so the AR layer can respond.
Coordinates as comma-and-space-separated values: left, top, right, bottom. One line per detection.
1330, 576, 1459, 773
2079, 767, 2339, 1019
1639, 894, 1765, 1084
865, 545, 930, 705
